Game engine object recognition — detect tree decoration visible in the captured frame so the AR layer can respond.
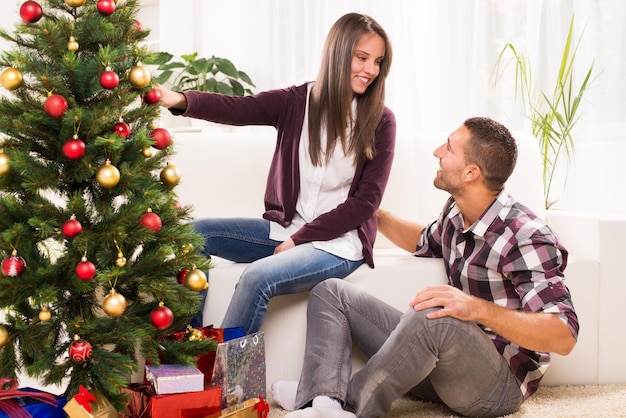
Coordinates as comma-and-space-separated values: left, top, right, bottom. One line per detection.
99, 67, 119, 89
141, 146, 153, 158
0, 325, 9, 348
67, 36, 79, 51
63, 135, 86, 160
128, 62, 151, 88
95, 159, 120, 188
183, 267, 208, 292
150, 127, 171, 150
2, 250, 26, 277
102, 288, 126, 317
0, 149, 10, 176
64, 0, 86, 7
69, 335, 92, 364
62, 214, 83, 238
113, 118, 131, 138
139, 208, 162, 233
176, 268, 189, 285
19, 1, 43, 24
96, 0, 116, 16
132, 20, 143, 32
160, 162, 181, 186
150, 302, 173, 330
143, 88, 161, 105
113, 238, 126, 267
38, 306, 51, 322
1, 67, 24, 91
75, 256, 96, 281
44, 93, 68, 119
186, 327, 204, 341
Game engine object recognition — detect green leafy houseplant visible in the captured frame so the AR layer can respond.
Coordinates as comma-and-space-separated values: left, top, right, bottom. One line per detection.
151, 51, 255, 96
494, 16, 594, 209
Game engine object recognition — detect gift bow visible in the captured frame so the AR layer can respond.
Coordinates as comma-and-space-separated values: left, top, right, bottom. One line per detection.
254, 395, 270, 418
74, 385, 97, 413
0, 381, 58, 418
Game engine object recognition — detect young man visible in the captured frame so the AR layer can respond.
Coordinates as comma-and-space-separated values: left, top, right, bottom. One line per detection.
272, 117, 578, 417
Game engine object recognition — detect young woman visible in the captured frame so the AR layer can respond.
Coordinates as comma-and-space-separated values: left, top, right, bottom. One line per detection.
156, 12, 395, 335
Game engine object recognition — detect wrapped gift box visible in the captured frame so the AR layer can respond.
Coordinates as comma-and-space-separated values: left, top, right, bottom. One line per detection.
145, 364, 204, 395
148, 386, 221, 418
205, 396, 269, 418
0, 387, 67, 418
63, 387, 117, 418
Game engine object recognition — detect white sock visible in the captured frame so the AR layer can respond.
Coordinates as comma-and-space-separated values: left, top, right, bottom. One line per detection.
271, 380, 299, 411
285, 396, 356, 418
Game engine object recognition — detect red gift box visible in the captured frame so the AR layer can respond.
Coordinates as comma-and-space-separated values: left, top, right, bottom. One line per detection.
148, 386, 221, 418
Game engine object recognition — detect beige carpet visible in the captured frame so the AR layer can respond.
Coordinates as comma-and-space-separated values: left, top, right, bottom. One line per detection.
267, 383, 626, 417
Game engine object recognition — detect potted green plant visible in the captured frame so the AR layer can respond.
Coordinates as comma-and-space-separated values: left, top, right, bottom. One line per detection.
151, 51, 255, 95
494, 15, 595, 209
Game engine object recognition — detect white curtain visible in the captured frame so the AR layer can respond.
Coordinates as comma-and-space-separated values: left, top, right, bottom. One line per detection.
158, 0, 625, 216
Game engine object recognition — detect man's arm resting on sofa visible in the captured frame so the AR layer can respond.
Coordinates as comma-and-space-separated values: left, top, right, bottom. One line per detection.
377, 208, 425, 252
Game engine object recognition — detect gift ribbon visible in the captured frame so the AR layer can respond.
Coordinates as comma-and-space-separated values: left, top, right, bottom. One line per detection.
74, 385, 97, 413
0, 383, 58, 418
254, 395, 270, 418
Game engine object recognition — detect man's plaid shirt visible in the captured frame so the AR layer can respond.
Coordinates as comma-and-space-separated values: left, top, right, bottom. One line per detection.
415, 191, 579, 398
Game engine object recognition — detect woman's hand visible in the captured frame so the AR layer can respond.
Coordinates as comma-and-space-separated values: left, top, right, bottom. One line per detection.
274, 238, 296, 254
155, 84, 187, 110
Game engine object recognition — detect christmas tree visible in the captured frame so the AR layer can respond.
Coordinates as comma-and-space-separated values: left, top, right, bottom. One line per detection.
0, 0, 213, 409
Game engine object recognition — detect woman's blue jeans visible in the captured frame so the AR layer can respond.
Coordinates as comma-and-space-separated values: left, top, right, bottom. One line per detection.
191, 218, 364, 334
295, 279, 524, 417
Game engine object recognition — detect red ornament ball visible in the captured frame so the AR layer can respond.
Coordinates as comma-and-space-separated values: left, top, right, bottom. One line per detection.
150, 128, 171, 150
132, 20, 143, 32
69, 336, 93, 364
176, 268, 189, 285
62, 136, 86, 160
139, 209, 162, 233
75, 258, 96, 281
99, 69, 119, 89
20, 1, 43, 23
150, 303, 174, 330
113, 121, 131, 138
143, 88, 161, 105
1, 252, 26, 277
44, 94, 68, 119
62, 217, 82, 238
96, 0, 116, 15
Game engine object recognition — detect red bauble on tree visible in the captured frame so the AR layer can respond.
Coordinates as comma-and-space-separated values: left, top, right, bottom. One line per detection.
1, 250, 26, 277
143, 88, 161, 105
75, 257, 96, 281
150, 127, 171, 150
99, 68, 119, 89
69, 335, 93, 364
150, 302, 173, 330
96, 0, 116, 16
139, 208, 162, 233
20, 1, 43, 24
113, 120, 131, 138
176, 269, 189, 285
62, 215, 82, 238
44, 94, 68, 119
62, 135, 86, 160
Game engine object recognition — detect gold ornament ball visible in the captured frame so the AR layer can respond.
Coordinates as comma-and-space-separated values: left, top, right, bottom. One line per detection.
102, 289, 127, 317
128, 64, 151, 89
183, 268, 207, 292
67, 36, 79, 51
38, 307, 52, 322
0, 325, 9, 348
160, 163, 181, 186
96, 160, 120, 188
141, 146, 154, 158
0, 151, 10, 176
116, 253, 127, 267
187, 328, 204, 341
65, 0, 86, 7
1, 67, 23, 91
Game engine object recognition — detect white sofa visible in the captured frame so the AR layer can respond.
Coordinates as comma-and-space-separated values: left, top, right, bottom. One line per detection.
167, 126, 624, 391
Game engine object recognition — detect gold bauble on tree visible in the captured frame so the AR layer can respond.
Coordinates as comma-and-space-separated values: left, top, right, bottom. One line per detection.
187, 327, 204, 341
1, 67, 23, 91
141, 146, 154, 158
128, 62, 151, 88
160, 162, 181, 186
65, 0, 86, 7
96, 159, 120, 188
0, 150, 10, 176
0, 324, 9, 348
67, 36, 79, 51
38, 306, 52, 322
102, 288, 127, 317
183, 267, 208, 292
